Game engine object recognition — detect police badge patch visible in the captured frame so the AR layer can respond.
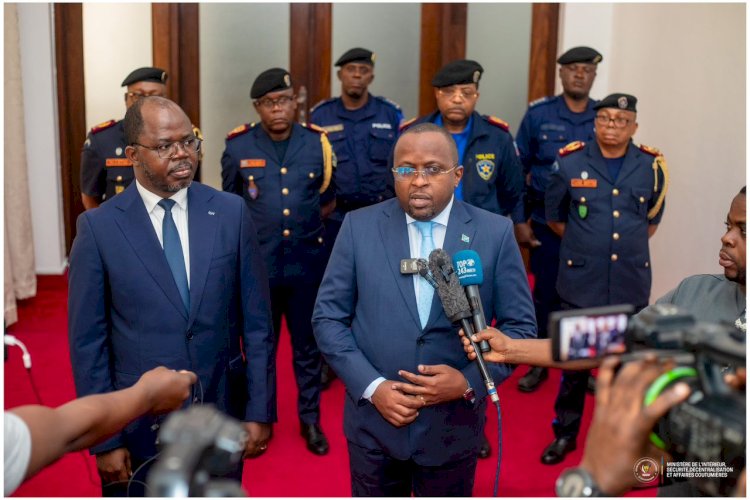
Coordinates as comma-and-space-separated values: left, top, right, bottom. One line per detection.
476, 159, 495, 181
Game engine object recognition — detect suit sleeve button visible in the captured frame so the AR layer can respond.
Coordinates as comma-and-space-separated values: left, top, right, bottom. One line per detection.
186, 330, 194, 340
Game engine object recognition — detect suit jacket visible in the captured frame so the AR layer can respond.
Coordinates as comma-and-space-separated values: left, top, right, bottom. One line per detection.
312, 198, 536, 466
68, 181, 276, 459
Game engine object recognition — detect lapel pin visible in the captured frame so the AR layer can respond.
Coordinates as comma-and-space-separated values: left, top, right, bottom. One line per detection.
461, 234, 470, 243
208, 211, 215, 216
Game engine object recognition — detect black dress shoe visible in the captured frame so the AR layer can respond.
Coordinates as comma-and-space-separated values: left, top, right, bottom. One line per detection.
478, 434, 491, 459
300, 423, 329, 455
541, 437, 576, 465
518, 366, 548, 392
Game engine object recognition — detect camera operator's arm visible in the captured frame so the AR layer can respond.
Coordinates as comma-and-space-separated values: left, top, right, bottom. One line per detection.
575, 356, 690, 496
459, 328, 599, 370
9, 367, 196, 483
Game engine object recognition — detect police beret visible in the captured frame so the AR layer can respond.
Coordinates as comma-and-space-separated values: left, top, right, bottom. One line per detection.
431, 60, 483, 87
594, 93, 638, 112
251, 68, 292, 99
557, 46, 603, 65
335, 47, 375, 67
121, 67, 168, 87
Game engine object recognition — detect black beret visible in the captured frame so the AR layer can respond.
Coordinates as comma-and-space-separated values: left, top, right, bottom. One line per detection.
335, 47, 375, 67
557, 46, 603, 65
121, 67, 168, 87
594, 93, 638, 113
251, 68, 292, 99
431, 59, 483, 87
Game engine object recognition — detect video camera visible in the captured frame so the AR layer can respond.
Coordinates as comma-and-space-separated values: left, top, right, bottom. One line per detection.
550, 304, 746, 496
146, 405, 248, 497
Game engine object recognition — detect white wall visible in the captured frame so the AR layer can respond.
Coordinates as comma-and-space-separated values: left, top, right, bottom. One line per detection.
82, 3, 152, 129
17, 3, 66, 274
560, 3, 746, 300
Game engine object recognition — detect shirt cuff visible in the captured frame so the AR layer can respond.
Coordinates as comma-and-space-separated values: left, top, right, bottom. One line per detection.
362, 377, 386, 402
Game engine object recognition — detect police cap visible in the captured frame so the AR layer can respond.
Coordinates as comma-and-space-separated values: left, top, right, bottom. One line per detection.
335, 47, 375, 67
431, 59, 483, 87
594, 93, 638, 113
121, 67, 168, 87
251, 68, 292, 99
557, 46, 603, 65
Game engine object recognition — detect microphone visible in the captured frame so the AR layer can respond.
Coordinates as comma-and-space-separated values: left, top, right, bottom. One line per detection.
453, 250, 491, 353
427, 249, 498, 403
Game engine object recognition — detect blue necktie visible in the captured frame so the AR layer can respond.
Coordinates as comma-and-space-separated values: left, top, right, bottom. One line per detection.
415, 221, 435, 328
158, 199, 190, 313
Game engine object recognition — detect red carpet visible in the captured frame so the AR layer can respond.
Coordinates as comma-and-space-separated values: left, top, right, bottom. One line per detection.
5, 274, 634, 497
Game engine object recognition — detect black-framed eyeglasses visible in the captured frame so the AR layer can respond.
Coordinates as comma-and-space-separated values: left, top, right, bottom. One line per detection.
436, 87, 477, 100
255, 95, 296, 109
132, 137, 202, 159
595, 114, 631, 128
391, 165, 459, 181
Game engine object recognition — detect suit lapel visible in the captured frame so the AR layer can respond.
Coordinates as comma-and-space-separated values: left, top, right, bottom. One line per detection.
186, 184, 217, 329
112, 185, 188, 319
379, 201, 422, 331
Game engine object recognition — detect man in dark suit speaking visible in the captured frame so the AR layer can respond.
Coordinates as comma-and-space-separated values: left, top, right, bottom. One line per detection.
312, 123, 536, 496
68, 96, 276, 496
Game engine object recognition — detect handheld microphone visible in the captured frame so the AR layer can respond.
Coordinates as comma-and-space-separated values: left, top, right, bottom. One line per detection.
427, 249, 498, 403
453, 250, 491, 353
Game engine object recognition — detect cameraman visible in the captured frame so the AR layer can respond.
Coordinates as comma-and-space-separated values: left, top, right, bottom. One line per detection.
4, 367, 196, 495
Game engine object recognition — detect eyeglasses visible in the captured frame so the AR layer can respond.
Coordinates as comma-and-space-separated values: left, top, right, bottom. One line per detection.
391, 165, 458, 181
133, 137, 202, 159
255, 95, 295, 109
124, 91, 165, 101
437, 87, 477, 100
595, 114, 632, 128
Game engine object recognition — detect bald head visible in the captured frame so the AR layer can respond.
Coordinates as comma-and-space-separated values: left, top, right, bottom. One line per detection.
123, 96, 187, 146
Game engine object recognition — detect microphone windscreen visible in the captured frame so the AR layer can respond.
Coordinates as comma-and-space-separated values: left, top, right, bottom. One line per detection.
428, 248, 471, 321
453, 249, 484, 286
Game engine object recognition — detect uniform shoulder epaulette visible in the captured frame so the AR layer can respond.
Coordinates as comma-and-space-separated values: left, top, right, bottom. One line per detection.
399, 117, 417, 132
638, 143, 661, 157
90, 119, 117, 134
375, 95, 402, 110
486, 115, 510, 132
226, 123, 252, 140
309, 97, 336, 115
559, 141, 585, 157
528, 96, 550, 108
306, 122, 327, 135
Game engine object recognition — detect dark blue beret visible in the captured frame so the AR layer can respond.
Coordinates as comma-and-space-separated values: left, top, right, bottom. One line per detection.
251, 68, 292, 99
121, 67, 168, 87
431, 60, 483, 87
557, 46, 603, 65
336, 47, 375, 67
594, 93, 637, 112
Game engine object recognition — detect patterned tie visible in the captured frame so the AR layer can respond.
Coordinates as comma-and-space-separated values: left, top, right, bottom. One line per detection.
415, 221, 435, 328
158, 199, 190, 313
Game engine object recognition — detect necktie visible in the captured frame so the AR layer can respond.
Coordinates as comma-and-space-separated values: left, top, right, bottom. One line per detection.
158, 199, 190, 313
415, 221, 435, 328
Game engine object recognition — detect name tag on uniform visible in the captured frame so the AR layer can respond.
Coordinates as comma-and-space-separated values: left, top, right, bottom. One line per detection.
571, 179, 598, 188
105, 158, 132, 167
240, 159, 266, 168
322, 124, 344, 133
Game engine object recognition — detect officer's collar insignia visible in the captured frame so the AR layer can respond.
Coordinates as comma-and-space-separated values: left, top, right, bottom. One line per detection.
476, 158, 495, 181
558, 141, 585, 157
618, 96, 628, 109
461, 234, 470, 243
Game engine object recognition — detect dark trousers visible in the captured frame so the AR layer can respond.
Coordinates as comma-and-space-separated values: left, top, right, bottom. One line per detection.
271, 282, 322, 424
529, 220, 561, 340
347, 441, 478, 497
101, 452, 243, 496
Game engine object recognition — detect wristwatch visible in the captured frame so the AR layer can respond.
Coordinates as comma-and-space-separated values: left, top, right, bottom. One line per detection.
555, 467, 605, 497
462, 385, 476, 405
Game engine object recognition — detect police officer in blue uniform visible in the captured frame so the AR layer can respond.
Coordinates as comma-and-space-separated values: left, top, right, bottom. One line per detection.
542, 93, 668, 465
401, 60, 531, 247
401, 59, 528, 459
515, 47, 603, 392
221, 68, 335, 456
80, 67, 168, 210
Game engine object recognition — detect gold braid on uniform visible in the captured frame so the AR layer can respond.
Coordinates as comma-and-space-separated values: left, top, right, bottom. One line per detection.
647, 151, 669, 220
319, 133, 334, 194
